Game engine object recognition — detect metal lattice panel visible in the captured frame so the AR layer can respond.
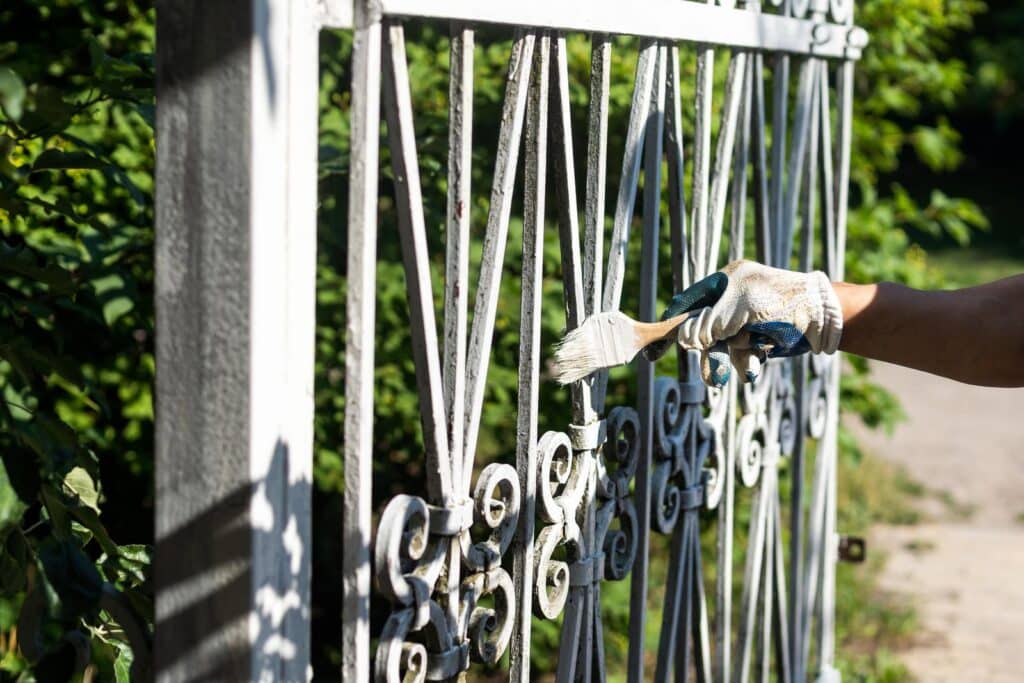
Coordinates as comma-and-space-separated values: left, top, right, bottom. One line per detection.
338, 1, 866, 680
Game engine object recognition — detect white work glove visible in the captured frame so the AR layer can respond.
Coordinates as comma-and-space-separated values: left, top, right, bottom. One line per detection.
649, 260, 843, 387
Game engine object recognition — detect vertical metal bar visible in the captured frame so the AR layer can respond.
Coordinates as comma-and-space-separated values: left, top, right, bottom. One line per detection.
679, 517, 697, 682
584, 36, 612, 318
729, 59, 752, 262
656, 515, 690, 682
818, 62, 838, 279
799, 61, 820, 273
441, 22, 473, 649
510, 33, 548, 683
789, 58, 819, 683
773, 493, 793, 683
341, 1, 381, 679
769, 53, 789, 268
629, 43, 667, 683
691, 45, 715, 278
834, 59, 854, 281
382, 22, 453, 503
759, 478, 775, 683
751, 55, 772, 263
737, 467, 769, 683
463, 33, 535, 488
819, 402, 839, 671
780, 58, 816, 265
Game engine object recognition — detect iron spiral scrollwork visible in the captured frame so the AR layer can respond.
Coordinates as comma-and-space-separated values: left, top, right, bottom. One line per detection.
596, 406, 641, 582
373, 463, 520, 682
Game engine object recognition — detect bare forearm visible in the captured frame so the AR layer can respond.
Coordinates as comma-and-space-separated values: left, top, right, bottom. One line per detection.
833, 276, 1024, 387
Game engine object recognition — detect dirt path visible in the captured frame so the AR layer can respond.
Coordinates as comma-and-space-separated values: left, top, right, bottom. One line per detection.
847, 362, 1024, 682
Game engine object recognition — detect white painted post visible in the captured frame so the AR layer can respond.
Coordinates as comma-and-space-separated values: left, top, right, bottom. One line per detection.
154, 0, 319, 679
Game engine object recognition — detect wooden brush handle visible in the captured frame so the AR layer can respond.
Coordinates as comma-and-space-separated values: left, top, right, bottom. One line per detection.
634, 312, 693, 348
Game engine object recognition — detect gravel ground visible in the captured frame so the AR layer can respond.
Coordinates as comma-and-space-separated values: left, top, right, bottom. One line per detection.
847, 362, 1024, 682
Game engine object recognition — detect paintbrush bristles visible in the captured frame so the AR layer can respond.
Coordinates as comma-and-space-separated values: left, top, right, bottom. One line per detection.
551, 311, 695, 385
551, 312, 638, 385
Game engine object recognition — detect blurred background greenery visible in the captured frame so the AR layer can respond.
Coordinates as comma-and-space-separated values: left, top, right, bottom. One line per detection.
0, 0, 1020, 680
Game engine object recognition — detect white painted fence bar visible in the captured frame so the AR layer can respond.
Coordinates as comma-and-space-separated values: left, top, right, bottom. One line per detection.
155, 0, 868, 680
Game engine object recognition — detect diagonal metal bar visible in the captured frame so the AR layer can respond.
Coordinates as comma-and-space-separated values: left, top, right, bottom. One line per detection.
666, 45, 690, 293
602, 39, 658, 313
551, 34, 596, 421
707, 51, 748, 272
463, 33, 535, 489
382, 22, 453, 503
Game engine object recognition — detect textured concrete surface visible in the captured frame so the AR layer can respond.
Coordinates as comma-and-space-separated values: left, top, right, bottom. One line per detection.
847, 362, 1024, 682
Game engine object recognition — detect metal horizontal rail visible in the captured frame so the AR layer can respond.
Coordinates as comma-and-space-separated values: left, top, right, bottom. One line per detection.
320, 0, 868, 59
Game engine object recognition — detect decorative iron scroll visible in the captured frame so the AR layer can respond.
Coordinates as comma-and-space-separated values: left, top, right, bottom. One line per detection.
342, 0, 866, 680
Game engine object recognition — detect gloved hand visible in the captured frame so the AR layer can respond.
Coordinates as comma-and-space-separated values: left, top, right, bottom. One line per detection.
646, 260, 843, 387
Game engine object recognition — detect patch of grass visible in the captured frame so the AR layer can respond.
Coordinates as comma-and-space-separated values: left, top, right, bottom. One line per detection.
928, 247, 1024, 288
934, 490, 977, 521
834, 451, 924, 682
838, 451, 925, 531
1015, 511, 1024, 526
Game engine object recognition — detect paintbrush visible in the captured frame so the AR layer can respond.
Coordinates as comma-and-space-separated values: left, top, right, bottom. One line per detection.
551, 311, 693, 385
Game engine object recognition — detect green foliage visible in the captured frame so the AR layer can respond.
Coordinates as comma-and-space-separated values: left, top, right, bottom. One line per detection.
0, 1, 154, 678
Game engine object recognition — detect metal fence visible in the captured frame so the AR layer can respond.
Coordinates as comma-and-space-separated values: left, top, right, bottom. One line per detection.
154, 0, 867, 680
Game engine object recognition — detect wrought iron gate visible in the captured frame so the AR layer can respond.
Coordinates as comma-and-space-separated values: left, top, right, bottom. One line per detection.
155, 0, 866, 680
339, 1, 866, 680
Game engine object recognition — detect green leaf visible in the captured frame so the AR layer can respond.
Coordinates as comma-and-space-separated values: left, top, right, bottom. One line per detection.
0, 457, 27, 526
114, 642, 134, 683
0, 67, 26, 121
38, 538, 103, 619
0, 242, 77, 296
32, 149, 106, 173
63, 467, 100, 513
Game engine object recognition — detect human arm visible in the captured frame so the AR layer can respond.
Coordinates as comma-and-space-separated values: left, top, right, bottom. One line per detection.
834, 276, 1024, 387
664, 260, 1024, 388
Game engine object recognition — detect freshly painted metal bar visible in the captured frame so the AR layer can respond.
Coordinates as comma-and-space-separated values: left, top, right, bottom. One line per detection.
341, 1, 381, 680
363, 0, 867, 59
